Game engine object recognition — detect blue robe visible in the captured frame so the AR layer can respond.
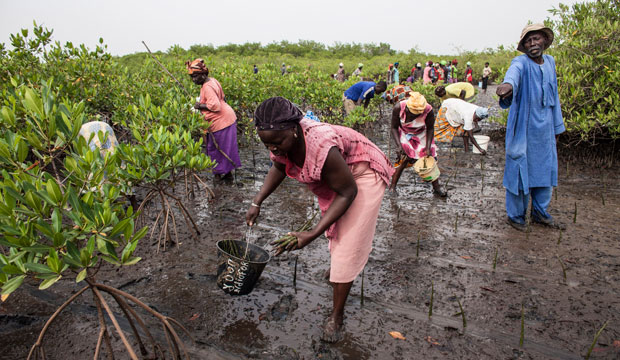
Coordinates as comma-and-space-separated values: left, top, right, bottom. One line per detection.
500, 54, 565, 196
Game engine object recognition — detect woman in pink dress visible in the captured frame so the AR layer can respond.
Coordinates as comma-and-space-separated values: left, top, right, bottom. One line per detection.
245, 97, 394, 342
390, 92, 447, 196
187, 58, 241, 182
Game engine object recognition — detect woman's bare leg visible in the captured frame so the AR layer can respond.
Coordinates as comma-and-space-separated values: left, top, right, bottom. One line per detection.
431, 178, 447, 197
322, 281, 353, 342
389, 158, 410, 191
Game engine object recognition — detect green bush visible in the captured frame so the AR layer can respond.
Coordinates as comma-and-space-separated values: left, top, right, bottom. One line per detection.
549, 0, 620, 142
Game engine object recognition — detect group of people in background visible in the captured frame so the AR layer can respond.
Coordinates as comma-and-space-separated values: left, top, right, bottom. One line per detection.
333, 59, 491, 87
175, 22, 565, 345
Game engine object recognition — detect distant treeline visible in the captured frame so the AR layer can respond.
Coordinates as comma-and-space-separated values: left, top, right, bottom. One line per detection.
184, 40, 398, 58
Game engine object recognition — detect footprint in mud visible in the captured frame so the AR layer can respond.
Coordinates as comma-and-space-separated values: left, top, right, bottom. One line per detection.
262, 294, 298, 321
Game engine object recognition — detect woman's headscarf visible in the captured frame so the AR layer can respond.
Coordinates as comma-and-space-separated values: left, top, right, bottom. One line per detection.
186, 58, 209, 75
406, 92, 427, 115
254, 97, 303, 131
475, 107, 489, 119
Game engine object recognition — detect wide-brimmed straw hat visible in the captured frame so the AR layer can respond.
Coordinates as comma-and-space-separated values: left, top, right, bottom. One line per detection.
517, 23, 554, 53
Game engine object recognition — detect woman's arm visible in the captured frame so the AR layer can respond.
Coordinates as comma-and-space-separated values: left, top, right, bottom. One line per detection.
423, 110, 436, 155
245, 161, 287, 226
289, 147, 357, 249
467, 129, 486, 155
195, 82, 222, 112
390, 104, 401, 150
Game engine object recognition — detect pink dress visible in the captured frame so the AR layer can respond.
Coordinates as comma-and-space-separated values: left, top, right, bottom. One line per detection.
271, 119, 394, 283
423, 66, 432, 84
398, 101, 437, 159
199, 78, 236, 133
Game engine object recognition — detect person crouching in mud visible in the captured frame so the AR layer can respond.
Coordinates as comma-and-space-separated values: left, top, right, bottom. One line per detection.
245, 97, 394, 342
389, 92, 447, 196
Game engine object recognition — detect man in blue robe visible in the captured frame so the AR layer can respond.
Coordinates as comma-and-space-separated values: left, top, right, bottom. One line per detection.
496, 23, 566, 231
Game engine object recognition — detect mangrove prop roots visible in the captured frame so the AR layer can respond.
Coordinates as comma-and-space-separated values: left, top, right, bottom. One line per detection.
27, 280, 192, 360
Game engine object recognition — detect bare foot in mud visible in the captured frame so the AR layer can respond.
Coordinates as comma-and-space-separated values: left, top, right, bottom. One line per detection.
321, 316, 343, 343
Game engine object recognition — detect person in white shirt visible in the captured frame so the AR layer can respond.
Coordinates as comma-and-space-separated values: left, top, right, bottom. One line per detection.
433, 98, 489, 154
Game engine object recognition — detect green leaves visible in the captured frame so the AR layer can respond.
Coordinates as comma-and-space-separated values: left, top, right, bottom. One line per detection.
1, 275, 25, 296
550, 0, 620, 141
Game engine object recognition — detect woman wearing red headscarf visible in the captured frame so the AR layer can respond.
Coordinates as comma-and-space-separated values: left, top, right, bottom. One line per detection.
187, 58, 241, 182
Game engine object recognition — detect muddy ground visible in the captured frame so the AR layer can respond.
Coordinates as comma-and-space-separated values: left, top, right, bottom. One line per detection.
1, 85, 619, 359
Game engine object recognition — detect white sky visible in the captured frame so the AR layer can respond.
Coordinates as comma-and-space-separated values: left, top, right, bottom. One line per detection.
0, 0, 583, 56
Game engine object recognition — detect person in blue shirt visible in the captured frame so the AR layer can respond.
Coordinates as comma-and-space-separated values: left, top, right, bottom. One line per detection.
343, 80, 387, 115
496, 23, 566, 232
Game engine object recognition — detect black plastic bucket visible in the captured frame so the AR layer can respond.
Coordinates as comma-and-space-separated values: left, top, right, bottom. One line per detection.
216, 240, 270, 296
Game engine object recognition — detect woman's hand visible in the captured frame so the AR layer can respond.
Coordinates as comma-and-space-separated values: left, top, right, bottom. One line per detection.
245, 205, 260, 226
287, 231, 317, 251
194, 102, 202, 110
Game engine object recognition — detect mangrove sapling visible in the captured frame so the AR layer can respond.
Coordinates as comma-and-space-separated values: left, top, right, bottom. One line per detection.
557, 230, 562, 245
416, 233, 420, 257
361, 268, 365, 306
573, 201, 577, 223
601, 193, 605, 206
554, 187, 558, 201
585, 320, 608, 360
272, 211, 318, 256
557, 256, 567, 282
443, 167, 458, 189
454, 296, 467, 329
520, 303, 525, 347
428, 281, 434, 318
293, 256, 298, 288
492, 247, 498, 270
454, 213, 458, 233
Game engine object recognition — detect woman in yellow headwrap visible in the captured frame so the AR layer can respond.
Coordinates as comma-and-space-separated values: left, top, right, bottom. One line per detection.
389, 92, 447, 196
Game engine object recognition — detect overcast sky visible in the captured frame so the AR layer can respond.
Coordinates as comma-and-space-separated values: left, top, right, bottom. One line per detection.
1, 0, 583, 56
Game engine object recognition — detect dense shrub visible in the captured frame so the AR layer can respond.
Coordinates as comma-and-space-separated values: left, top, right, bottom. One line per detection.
549, 0, 620, 142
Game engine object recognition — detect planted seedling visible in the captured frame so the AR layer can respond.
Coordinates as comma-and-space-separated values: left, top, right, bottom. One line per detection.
492, 247, 498, 270
557, 256, 567, 282
585, 320, 608, 360
557, 230, 562, 245
293, 256, 298, 288
454, 213, 459, 233
520, 303, 525, 347
416, 233, 420, 257
361, 268, 365, 306
428, 281, 434, 318
573, 202, 577, 223
453, 296, 467, 329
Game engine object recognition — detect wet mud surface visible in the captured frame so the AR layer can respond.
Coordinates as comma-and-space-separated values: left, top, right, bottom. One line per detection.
1, 86, 619, 359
